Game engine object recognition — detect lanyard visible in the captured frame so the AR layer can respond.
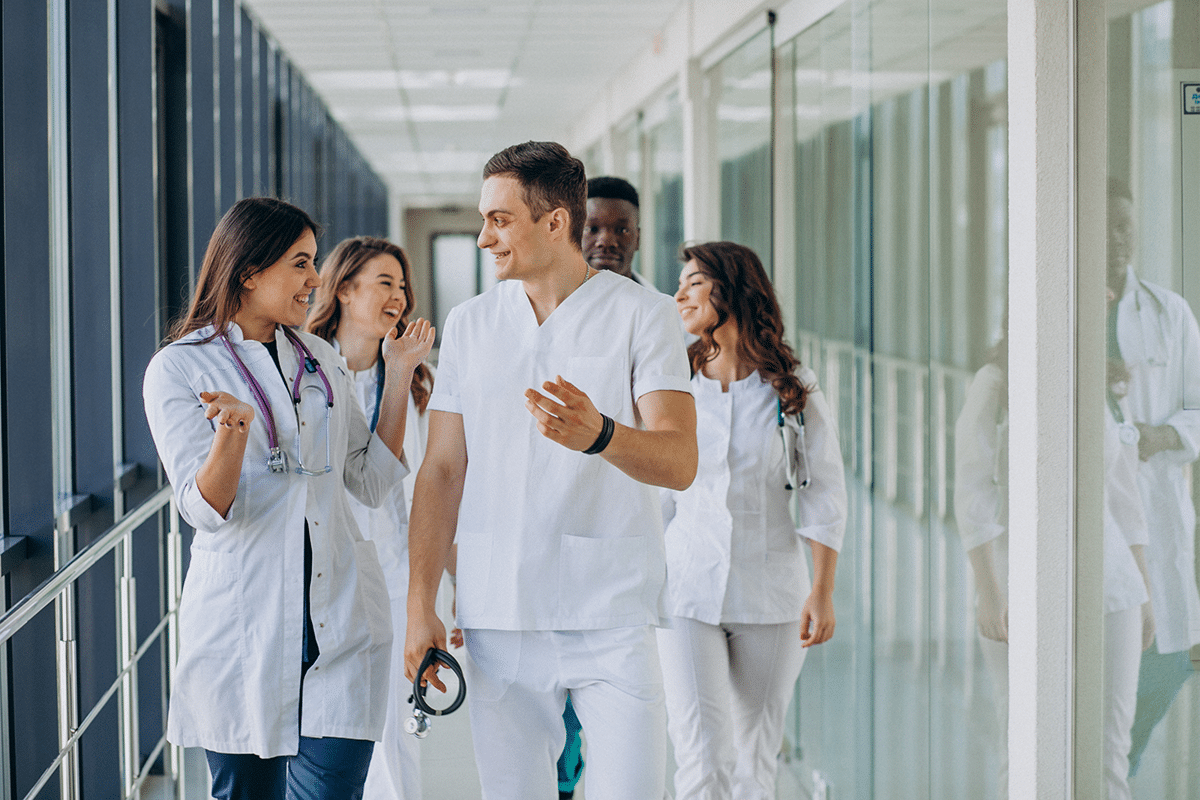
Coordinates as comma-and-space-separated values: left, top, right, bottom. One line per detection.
220, 327, 335, 473
369, 357, 385, 432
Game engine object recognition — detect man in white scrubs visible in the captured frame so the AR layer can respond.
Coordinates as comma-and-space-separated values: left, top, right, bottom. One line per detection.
1107, 178, 1200, 775
405, 141, 698, 799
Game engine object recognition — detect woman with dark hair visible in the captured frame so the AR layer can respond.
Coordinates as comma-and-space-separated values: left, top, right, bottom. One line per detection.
660, 241, 846, 799
307, 236, 434, 800
143, 198, 434, 800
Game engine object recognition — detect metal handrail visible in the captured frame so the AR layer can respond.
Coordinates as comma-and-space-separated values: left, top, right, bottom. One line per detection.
0, 484, 172, 646
0, 482, 185, 800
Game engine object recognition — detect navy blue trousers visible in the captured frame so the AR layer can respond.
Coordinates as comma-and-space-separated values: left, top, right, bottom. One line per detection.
206, 737, 374, 800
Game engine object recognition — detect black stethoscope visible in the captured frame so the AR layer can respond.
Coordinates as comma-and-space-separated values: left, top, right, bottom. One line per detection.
777, 397, 811, 490
406, 648, 466, 738
220, 325, 335, 475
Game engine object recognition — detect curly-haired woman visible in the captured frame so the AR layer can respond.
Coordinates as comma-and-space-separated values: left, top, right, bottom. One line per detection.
660, 241, 847, 800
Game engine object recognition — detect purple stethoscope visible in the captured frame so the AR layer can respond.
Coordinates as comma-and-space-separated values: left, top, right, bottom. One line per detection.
220, 325, 335, 475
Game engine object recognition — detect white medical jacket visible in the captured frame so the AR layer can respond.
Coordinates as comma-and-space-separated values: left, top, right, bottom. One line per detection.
661, 367, 847, 625
143, 323, 405, 756
1116, 268, 1200, 651
428, 270, 692, 631
338, 342, 432, 601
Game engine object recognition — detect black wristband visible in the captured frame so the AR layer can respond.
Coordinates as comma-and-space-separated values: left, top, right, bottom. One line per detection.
583, 413, 615, 455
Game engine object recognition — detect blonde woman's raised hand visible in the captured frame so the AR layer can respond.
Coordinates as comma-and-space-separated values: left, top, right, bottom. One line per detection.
383, 318, 436, 373
199, 391, 255, 433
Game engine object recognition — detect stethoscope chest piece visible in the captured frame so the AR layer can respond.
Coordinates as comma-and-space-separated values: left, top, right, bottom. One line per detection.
407, 648, 466, 739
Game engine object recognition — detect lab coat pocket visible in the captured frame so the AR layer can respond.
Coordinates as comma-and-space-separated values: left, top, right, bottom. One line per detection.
559, 534, 646, 622
178, 548, 243, 655
174, 548, 248, 730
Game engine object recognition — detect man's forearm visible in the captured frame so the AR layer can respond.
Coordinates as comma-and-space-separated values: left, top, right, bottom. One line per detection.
407, 465, 464, 615
600, 424, 697, 490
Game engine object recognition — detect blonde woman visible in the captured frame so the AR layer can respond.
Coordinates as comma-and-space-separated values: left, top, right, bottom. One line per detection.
307, 236, 434, 800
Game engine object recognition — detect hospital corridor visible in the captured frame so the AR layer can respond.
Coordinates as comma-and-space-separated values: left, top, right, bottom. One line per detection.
2, 0, 1200, 799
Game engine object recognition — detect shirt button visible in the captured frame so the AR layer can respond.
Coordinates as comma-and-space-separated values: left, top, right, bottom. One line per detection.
313, 521, 319, 526
301, 421, 306, 426
316, 573, 322, 578
319, 622, 325, 628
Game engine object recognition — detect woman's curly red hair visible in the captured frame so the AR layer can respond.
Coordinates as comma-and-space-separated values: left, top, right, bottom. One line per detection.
679, 241, 806, 414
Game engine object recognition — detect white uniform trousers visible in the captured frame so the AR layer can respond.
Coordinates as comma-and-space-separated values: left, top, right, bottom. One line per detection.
977, 606, 1142, 800
362, 594, 422, 800
1104, 606, 1141, 800
463, 626, 667, 800
656, 617, 806, 800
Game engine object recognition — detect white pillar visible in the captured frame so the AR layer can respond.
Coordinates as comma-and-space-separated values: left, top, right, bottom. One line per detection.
1008, 0, 1108, 796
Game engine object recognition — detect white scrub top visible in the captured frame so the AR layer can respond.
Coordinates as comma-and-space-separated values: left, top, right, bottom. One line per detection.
660, 367, 847, 625
953, 363, 1009, 598
336, 341, 432, 600
428, 270, 692, 631
143, 323, 405, 757
1116, 268, 1200, 651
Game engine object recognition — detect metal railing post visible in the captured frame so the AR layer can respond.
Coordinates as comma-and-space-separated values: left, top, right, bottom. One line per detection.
166, 497, 186, 799
53, 515, 80, 800
0, 574, 11, 800
117, 536, 141, 800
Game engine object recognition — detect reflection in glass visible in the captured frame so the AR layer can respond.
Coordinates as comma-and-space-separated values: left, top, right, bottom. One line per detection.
711, 28, 772, 266
645, 91, 684, 294
1108, 3, 1200, 797
777, 0, 1009, 797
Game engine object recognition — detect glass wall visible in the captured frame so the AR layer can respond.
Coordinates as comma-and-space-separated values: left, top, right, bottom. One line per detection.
644, 90, 684, 293
711, 28, 773, 268
1104, 3, 1200, 799
774, 1, 1009, 797
0, 2, 388, 796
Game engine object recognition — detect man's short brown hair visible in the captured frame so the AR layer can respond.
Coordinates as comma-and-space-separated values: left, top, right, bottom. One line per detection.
483, 141, 587, 249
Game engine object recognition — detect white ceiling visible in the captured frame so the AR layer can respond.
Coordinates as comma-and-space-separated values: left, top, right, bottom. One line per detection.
241, 0, 683, 207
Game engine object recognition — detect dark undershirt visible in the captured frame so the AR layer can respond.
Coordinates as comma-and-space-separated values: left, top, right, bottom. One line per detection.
262, 339, 321, 677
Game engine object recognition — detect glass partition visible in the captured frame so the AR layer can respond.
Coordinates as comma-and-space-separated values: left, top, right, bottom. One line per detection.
774, 1, 1008, 797
1106, 2, 1200, 798
644, 90, 684, 293
710, 28, 773, 267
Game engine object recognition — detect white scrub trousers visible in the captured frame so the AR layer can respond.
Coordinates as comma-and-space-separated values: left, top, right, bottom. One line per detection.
361, 594, 421, 800
656, 617, 806, 800
463, 626, 667, 800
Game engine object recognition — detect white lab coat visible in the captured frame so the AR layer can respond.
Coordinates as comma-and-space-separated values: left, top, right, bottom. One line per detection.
143, 323, 405, 757
336, 345, 432, 600
1115, 267, 1200, 652
336, 345, 431, 800
428, 270, 692, 631
660, 367, 847, 624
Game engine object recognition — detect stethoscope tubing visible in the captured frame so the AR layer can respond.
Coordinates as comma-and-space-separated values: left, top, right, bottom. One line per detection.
220, 327, 336, 455
410, 648, 466, 716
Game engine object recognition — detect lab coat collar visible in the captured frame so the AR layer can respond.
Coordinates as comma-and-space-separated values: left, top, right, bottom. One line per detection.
178, 321, 265, 345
